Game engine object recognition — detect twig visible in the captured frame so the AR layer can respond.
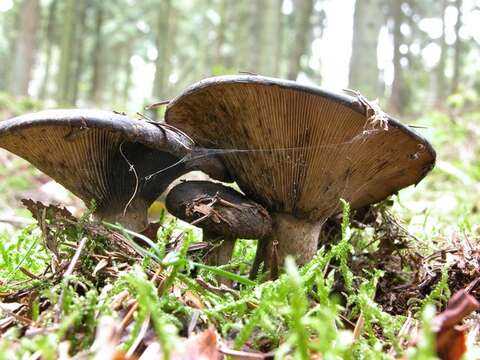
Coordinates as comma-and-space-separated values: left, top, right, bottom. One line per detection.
352, 314, 365, 342
145, 100, 171, 109
55, 236, 88, 322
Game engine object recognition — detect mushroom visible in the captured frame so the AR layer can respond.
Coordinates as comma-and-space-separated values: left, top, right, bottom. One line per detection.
165, 75, 436, 271
0, 109, 229, 231
165, 180, 272, 266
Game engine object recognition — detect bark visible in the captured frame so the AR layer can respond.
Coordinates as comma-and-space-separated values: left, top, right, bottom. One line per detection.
348, 0, 385, 98
389, 0, 406, 114
89, 4, 105, 105
264, 213, 322, 275
39, 0, 58, 100
9, 0, 41, 97
451, 0, 463, 94
287, 0, 314, 80
57, 0, 77, 106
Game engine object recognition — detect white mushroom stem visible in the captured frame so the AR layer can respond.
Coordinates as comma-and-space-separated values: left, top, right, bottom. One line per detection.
204, 232, 236, 266
96, 198, 148, 232
265, 213, 322, 271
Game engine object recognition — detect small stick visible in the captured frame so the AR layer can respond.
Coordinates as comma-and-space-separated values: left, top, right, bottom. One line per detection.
352, 314, 365, 342
55, 236, 88, 322
145, 100, 171, 109
119, 266, 163, 333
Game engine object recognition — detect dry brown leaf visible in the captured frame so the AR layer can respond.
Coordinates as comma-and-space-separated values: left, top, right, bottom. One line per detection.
433, 289, 480, 360
171, 327, 222, 360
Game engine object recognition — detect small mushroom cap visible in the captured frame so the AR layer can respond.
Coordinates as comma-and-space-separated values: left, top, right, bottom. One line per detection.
0, 109, 192, 227
165, 75, 436, 221
166, 181, 272, 240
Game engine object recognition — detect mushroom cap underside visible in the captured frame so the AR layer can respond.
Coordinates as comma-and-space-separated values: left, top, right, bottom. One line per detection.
165, 75, 436, 221
0, 109, 189, 216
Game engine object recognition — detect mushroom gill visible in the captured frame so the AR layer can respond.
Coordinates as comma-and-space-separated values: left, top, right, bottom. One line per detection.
0, 109, 227, 230
165, 75, 436, 270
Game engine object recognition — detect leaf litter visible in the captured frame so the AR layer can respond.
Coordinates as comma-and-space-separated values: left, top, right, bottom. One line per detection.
0, 198, 480, 359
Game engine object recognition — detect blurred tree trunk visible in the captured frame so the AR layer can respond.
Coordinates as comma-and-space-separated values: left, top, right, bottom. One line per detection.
250, 1, 264, 72
153, 0, 177, 119
72, 1, 89, 105
348, 0, 384, 98
153, 0, 174, 101
434, 0, 448, 107
273, 0, 284, 77
451, 0, 463, 94
215, 0, 226, 65
261, 0, 281, 76
39, 0, 58, 100
57, 0, 77, 106
89, 3, 105, 105
153, 0, 172, 100
122, 45, 133, 104
389, 0, 406, 114
232, 2, 250, 71
287, 0, 314, 80
9, 0, 41, 97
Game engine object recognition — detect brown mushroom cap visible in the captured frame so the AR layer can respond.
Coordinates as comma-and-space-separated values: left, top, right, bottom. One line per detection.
165, 75, 436, 221
0, 109, 198, 230
166, 180, 272, 240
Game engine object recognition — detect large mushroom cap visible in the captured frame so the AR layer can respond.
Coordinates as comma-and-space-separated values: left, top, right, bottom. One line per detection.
165, 75, 436, 221
0, 109, 193, 229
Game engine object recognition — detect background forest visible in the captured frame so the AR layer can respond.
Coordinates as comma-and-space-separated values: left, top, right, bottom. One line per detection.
2, 0, 480, 359
1, 0, 479, 115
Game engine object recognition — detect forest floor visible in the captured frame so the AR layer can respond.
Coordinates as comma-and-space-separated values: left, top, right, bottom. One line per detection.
1, 97, 480, 359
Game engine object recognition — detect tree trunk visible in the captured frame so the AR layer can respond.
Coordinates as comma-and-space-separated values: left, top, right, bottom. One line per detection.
250, 1, 264, 73
348, 0, 384, 98
451, 0, 463, 94
153, 0, 173, 101
215, 0, 226, 65
389, 0, 406, 115
71, 1, 89, 105
232, 2, 250, 72
39, 0, 58, 100
434, 0, 448, 107
89, 4, 105, 105
57, 0, 77, 106
287, 0, 314, 80
122, 46, 133, 105
273, 0, 284, 77
9, 0, 41, 97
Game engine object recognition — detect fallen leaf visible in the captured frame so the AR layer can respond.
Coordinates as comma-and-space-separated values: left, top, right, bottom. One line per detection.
433, 289, 480, 360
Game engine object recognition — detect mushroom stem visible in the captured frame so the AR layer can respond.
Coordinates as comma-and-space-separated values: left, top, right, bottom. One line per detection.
96, 198, 148, 232
204, 232, 236, 266
264, 213, 322, 271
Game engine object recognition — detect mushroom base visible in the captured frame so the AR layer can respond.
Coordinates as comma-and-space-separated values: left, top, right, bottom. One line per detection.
264, 213, 322, 273
96, 198, 148, 232
204, 233, 236, 266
